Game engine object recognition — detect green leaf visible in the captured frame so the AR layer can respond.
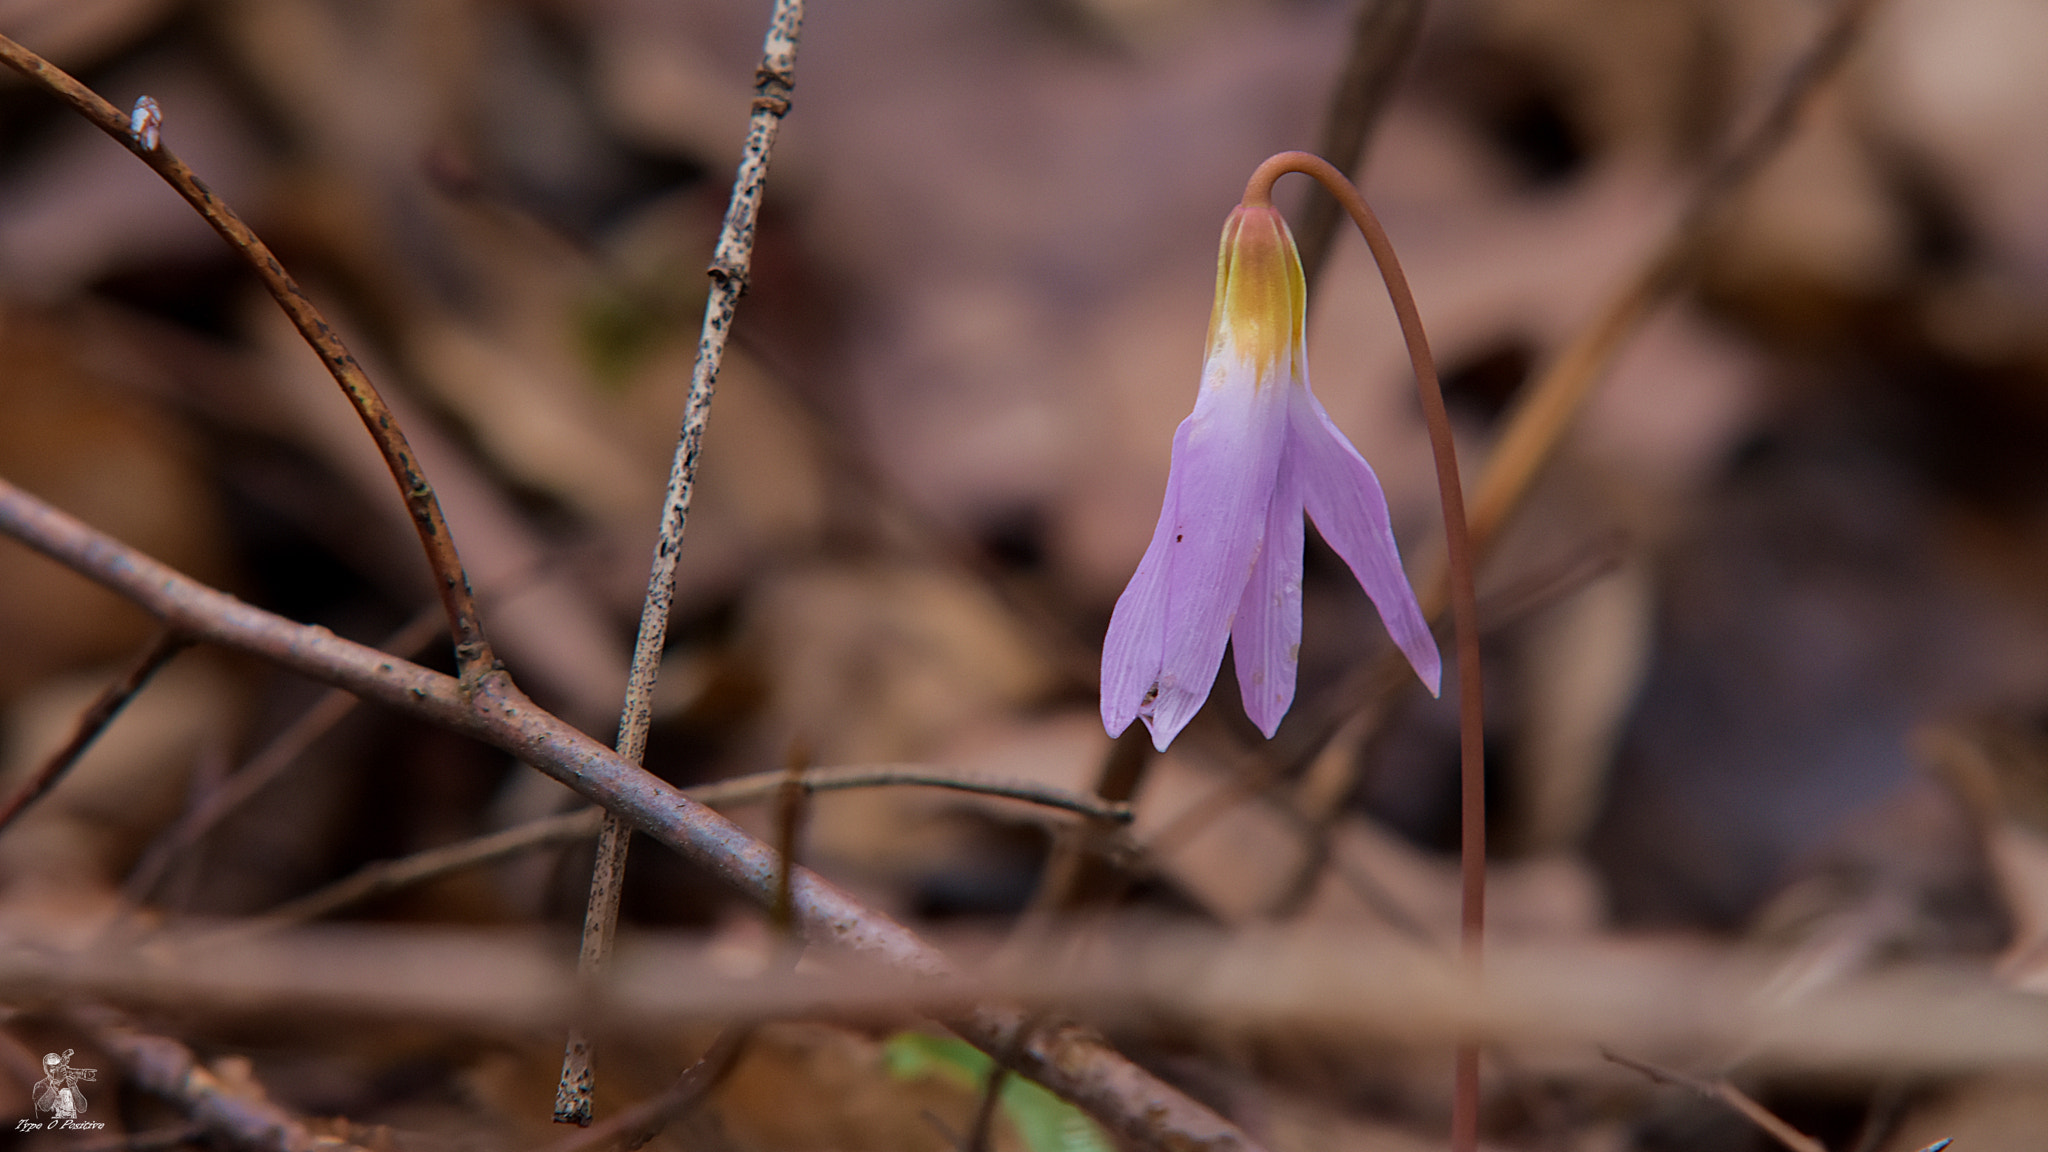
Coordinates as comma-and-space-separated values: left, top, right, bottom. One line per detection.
881, 1032, 1113, 1152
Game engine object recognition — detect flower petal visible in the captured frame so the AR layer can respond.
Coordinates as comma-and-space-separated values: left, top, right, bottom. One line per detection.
1100, 426, 1184, 739
1231, 435, 1305, 737
1126, 352, 1290, 750
1290, 378, 1442, 695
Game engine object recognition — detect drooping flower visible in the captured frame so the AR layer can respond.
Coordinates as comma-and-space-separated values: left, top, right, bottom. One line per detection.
1101, 202, 1441, 751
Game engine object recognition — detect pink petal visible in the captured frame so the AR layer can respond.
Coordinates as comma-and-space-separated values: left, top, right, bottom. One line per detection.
1101, 354, 1289, 750
1290, 378, 1442, 695
1231, 436, 1305, 737
1099, 426, 1183, 739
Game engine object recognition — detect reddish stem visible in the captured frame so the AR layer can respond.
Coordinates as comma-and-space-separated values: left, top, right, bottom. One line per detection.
1245, 151, 1486, 1152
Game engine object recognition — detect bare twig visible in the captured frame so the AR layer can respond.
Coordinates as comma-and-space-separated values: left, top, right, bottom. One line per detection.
772, 745, 811, 937
1296, 0, 1427, 288
1242, 152, 1487, 1152
1602, 1049, 1828, 1152
0, 629, 187, 836
964, 1062, 1012, 1152
0, 477, 1261, 1152
228, 765, 1128, 934
1018, 727, 1154, 930
0, 36, 495, 685
691, 764, 1133, 822
74, 1006, 373, 1152
121, 606, 447, 906
534, 1025, 755, 1152
231, 809, 604, 933
560, 0, 806, 1124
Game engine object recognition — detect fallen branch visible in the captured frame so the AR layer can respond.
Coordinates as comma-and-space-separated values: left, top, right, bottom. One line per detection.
74, 1006, 370, 1152
0, 475, 1262, 1152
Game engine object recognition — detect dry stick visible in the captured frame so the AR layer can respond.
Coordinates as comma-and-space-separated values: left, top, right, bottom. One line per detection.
964, 1059, 1014, 1152
73, 1005, 373, 1152
237, 767, 1128, 936
0, 628, 187, 835
557, 0, 805, 1125
546, 748, 816, 1152
234, 809, 602, 933
120, 605, 448, 906
0, 36, 493, 686
1017, 728, 1154, 925
0, 477, 1262, 1152
1240, 152, 1486, 1152
1295, 0, 1426, 289
534, 1027, 755, 1152
1600, 1049, 1826, 1152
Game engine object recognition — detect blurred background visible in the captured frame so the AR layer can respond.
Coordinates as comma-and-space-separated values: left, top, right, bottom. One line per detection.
5, 0, 2048, 1148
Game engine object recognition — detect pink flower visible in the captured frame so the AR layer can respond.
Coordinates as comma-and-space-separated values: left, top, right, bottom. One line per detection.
1101, 203, 1441, 751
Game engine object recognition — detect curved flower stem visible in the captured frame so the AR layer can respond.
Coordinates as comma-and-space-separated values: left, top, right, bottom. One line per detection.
0, 34, 495, 687
1243, 151, 1486, 1152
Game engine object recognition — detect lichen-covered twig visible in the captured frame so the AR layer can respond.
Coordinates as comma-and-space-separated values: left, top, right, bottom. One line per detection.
560, 0, 806, 1124
0, 35, 496, 686
0, 475, 1264, 1152
0, 629, 187, 836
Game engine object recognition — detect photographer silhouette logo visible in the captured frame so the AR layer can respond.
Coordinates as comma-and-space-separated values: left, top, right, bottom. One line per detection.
18, 1049, 100, 1132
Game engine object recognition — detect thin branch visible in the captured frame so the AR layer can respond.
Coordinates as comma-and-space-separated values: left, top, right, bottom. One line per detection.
73, 1006, 373, 1152
1017, 727, 1154, 930
224, 767, 1129, 935
690, 765, 1134, 822
772, 745, 811, 937
533, 1025, 755, 1152
0, 474, 1259, 1152
0, 628, 187, 835
1242, 152, 1487, 1152
121, 606, 447, 906
229, 808, 603, 934
561, 0, 806, 1124
0, 35, 495, 685
1296, 0, 1427, 288
964, 1062, 1013, 1152
1600, 1049, 1827, 1152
